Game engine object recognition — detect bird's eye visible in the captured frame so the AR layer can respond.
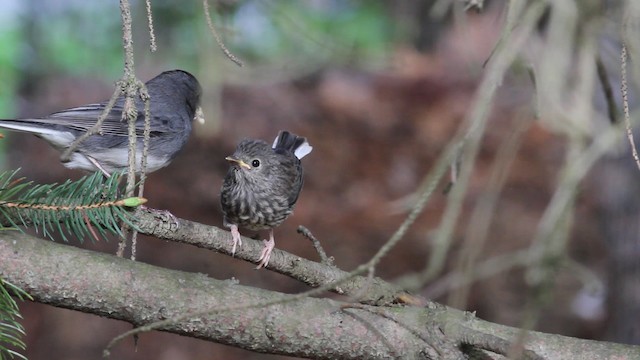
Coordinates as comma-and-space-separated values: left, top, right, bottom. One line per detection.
251, 159, 261, 168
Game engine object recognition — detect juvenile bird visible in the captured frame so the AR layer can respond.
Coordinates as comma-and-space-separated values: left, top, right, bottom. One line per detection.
220, 131, 312, 269
0, 69, 203, 176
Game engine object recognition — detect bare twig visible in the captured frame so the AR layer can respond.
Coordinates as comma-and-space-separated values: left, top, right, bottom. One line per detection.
443, 149, 462, 194
145, 0, 157, 52
596, 55, 619, 124
203, 0, 243, 67
620, 43, 640, 170
297, 225, 332, 265
526, 65, 540, 119
137, 84, 152, 195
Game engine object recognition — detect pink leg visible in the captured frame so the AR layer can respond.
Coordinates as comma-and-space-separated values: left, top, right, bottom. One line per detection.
256, 229, 275, 269
230, 224, 242, 256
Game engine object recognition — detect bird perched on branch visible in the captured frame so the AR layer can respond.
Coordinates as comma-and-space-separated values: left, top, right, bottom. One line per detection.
220, 130, 312, 269
0, 69, 203, 176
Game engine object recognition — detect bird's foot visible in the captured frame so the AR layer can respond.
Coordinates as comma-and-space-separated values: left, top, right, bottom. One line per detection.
256, 235, 275, 269
230, 224, 242, 256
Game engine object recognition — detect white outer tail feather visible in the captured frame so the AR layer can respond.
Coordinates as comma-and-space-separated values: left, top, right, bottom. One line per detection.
293, 142, 312, 159
272, 133, 313, 160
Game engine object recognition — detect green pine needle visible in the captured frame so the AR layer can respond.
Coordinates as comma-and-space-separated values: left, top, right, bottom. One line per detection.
0, 170, 145, 243
0, 278, 30, 360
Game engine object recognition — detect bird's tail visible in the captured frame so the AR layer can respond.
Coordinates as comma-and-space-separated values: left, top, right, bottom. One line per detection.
0, 119, 58, 136
272, 130, 312, 160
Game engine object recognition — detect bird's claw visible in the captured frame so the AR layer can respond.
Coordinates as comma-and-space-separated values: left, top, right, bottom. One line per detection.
256, 238, 275, 269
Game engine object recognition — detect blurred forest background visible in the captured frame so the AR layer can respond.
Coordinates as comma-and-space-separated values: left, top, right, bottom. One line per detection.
0, 0, 637, 359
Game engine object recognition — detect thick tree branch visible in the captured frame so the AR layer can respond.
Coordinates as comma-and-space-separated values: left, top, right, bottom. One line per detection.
0, 232, 638, 359
133, 209, 414, 306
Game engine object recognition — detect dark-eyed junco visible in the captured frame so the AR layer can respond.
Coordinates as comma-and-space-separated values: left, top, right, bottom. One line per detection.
220, 130, 312, 269
0, 69, 203, 176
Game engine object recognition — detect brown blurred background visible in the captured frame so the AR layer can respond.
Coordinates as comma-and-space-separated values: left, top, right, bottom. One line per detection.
0, 0, 635, 359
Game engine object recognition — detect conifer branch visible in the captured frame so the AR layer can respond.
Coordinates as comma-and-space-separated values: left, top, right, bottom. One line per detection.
0, 278, 30, 360
0, 170, 146, 243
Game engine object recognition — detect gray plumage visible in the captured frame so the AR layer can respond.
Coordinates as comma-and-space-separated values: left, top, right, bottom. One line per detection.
220, 130, 312, 268
0, 69, 202, 175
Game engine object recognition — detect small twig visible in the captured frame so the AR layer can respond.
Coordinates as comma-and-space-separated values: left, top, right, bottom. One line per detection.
620, 43, 640, 171
130, 85, 152, 261
297, 225, 332, 265
443, 149, 462, 195
137, 84, 152, 195
596, 55, 618, 124
203, 0, 243, 67
145, 0, 157, 52
526, 65, 540, 119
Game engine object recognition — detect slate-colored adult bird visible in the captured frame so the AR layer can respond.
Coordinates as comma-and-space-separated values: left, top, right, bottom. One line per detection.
0, 69, 203, 176
220, 130, 312, 269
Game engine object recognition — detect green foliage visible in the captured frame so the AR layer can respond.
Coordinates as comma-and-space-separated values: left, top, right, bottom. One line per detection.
230, 1, 393, 65
0, 279, 30, 360
0, 170, 145, 243
0, 27, 21, 118
39, 3, 124, 79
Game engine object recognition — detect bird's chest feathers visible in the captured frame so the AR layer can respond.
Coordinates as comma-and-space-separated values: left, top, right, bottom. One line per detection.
224, 169, 292, 228
232, 171, 276, 201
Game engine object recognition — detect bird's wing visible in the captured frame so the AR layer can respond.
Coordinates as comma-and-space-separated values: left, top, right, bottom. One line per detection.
46, 102, 172, 137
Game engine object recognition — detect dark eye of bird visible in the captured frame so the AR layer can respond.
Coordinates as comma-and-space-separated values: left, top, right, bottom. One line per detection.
251, 159, 261, 168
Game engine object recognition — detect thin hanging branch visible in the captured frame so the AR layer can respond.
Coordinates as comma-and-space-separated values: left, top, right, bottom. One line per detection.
118, 0, 155, 258
595, 55, 619, 124
145, 0, 157, 52
620, 43, 640, 170
203, 0, 244, 67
